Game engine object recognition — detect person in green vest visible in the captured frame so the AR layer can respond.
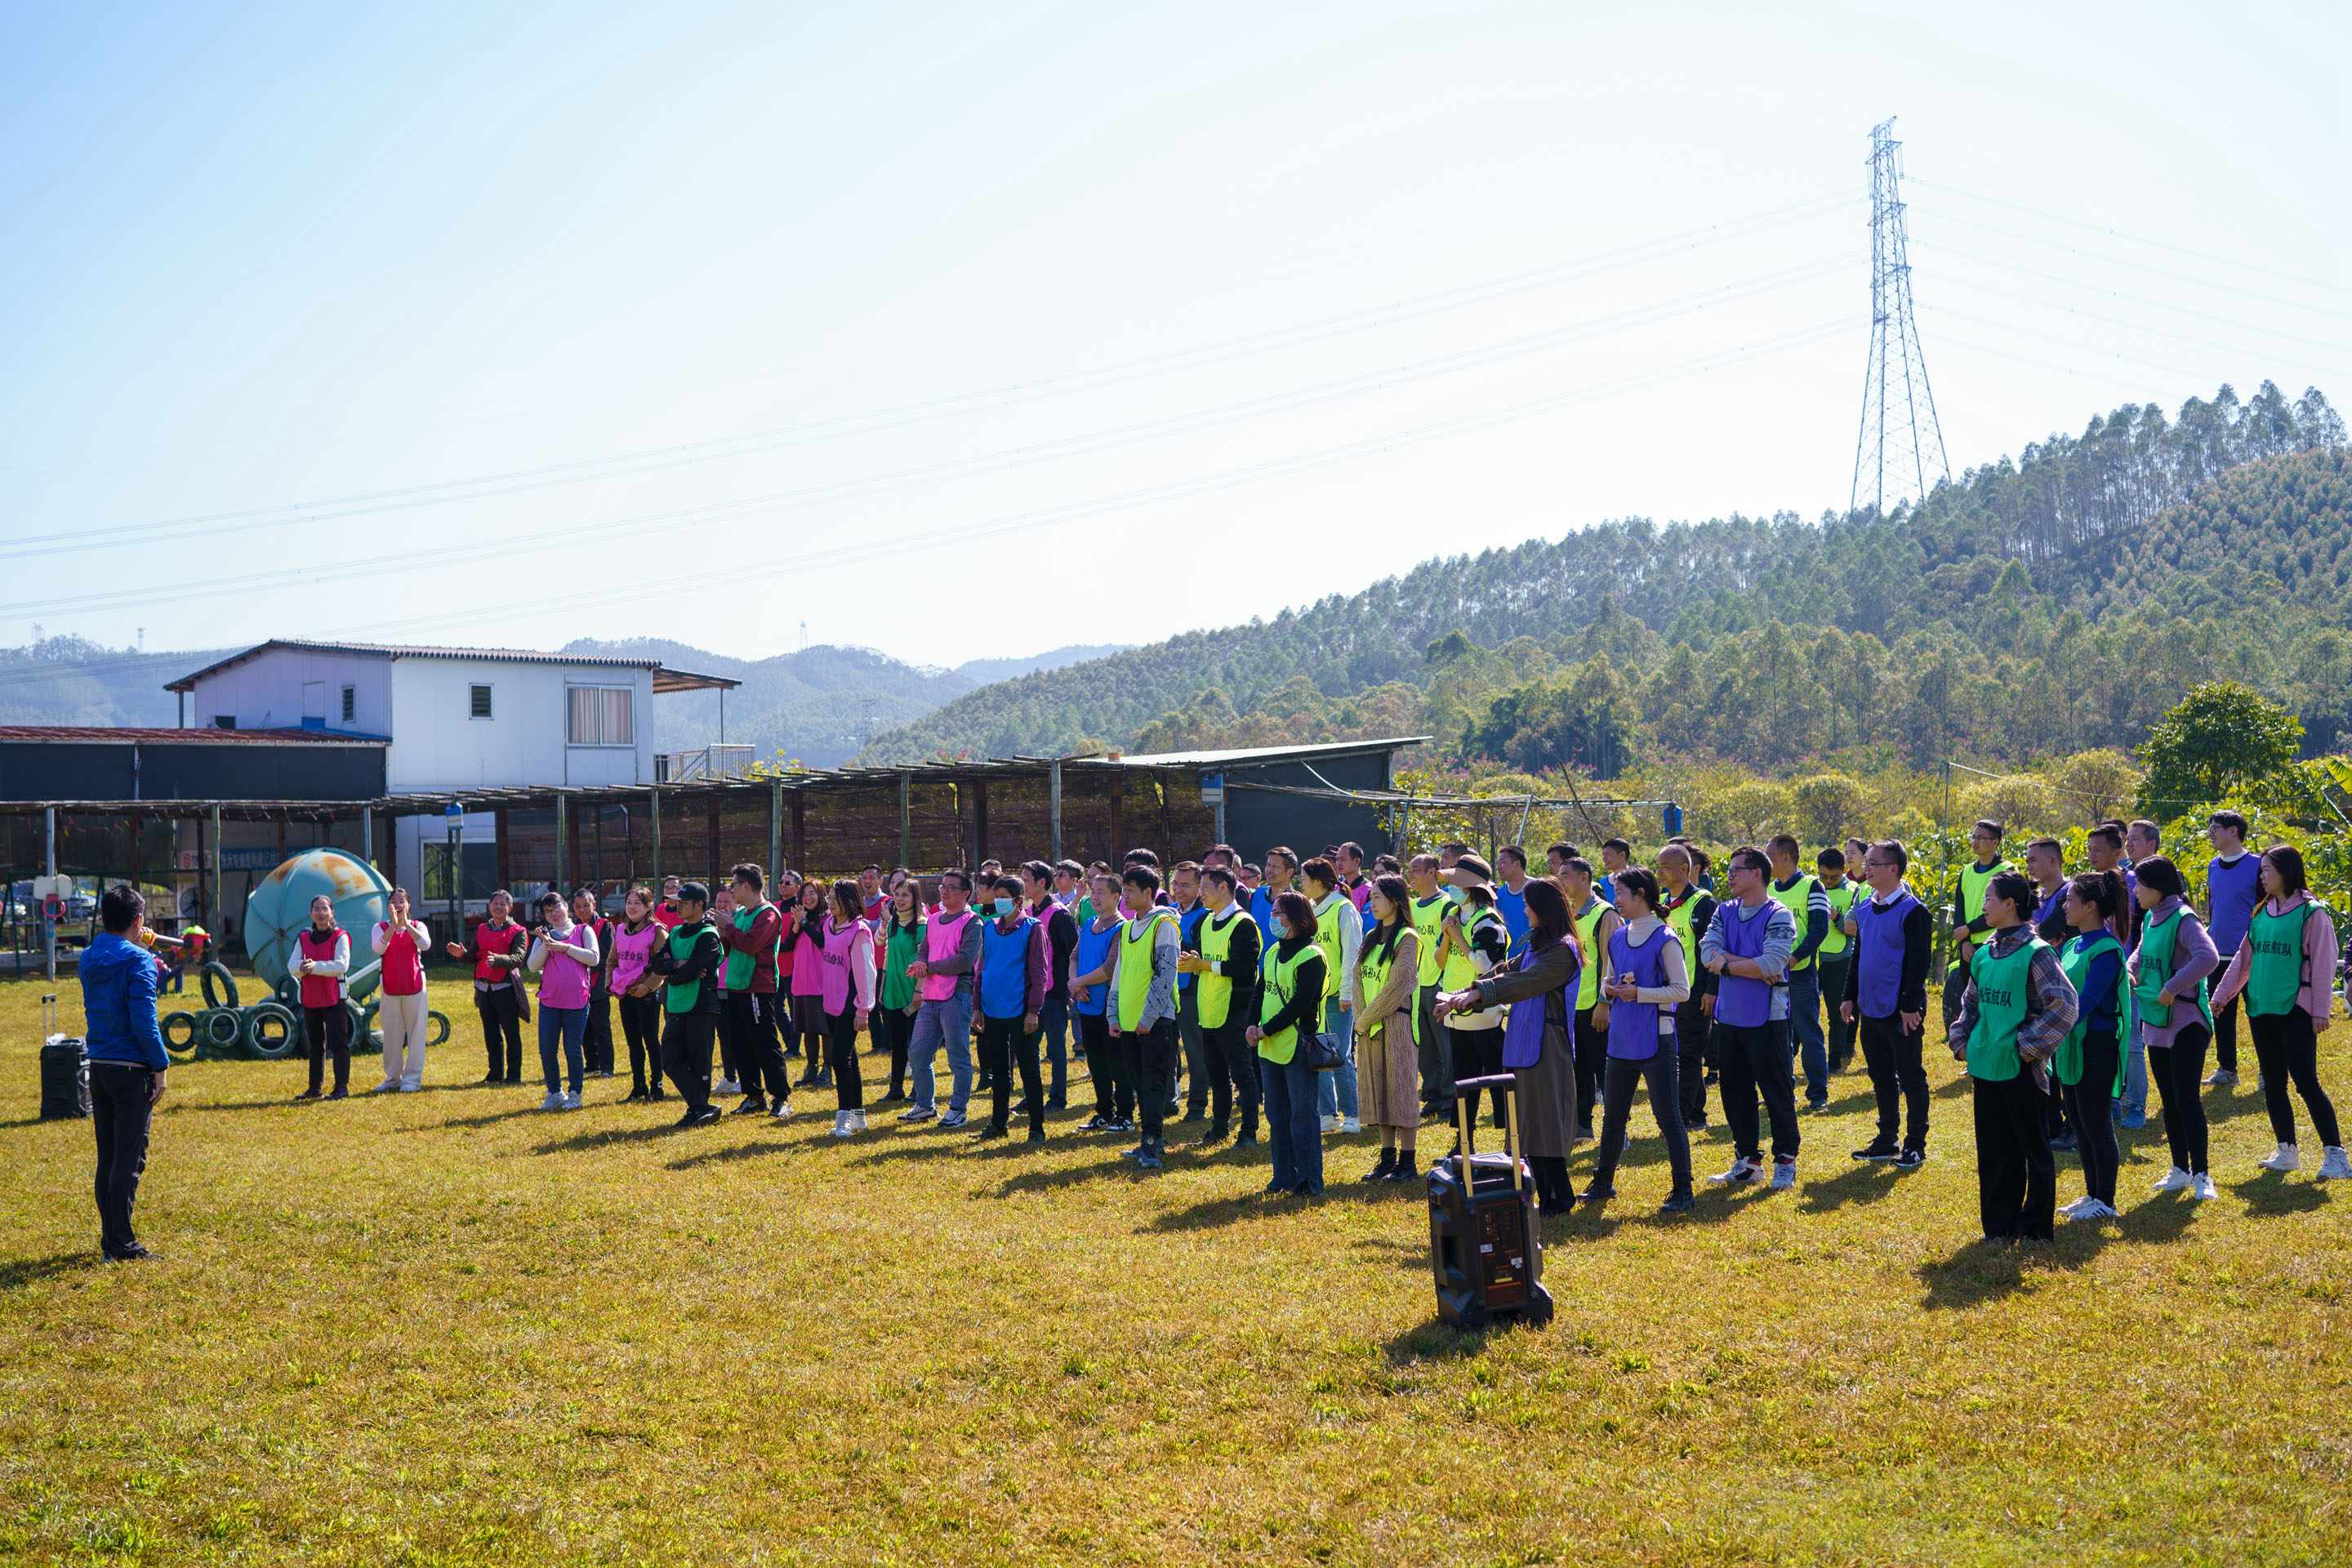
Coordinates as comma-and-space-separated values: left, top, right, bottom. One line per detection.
875, 879, 924, 1104
1561, 856, 1620, 1140
2127, 856, 2223, 1202
1404, 854, 1454, 1123
1814, 846, 1861, 1076
648, 881, 726, 1129
2210, 845, 2350, 1181
1943, 819, 2013, 1034
1247, 889, 1329, 1197
2054, 871, 2127, 1220
1766, 834, 1833, 1112
1944, 869, 2077, 1241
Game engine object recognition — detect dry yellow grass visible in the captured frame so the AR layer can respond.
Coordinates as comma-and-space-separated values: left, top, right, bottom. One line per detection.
2, 971, 2348, 1566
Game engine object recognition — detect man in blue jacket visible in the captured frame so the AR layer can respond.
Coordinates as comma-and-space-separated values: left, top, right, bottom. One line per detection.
81, 884, 168, 1262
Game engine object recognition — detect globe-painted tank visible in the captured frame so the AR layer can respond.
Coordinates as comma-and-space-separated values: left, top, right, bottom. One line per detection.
243, 848, 391, 1000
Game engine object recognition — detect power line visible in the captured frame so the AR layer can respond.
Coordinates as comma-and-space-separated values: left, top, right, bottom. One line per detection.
1931, 266, 2352, 364
1928, 284, 2352, 385
1907, 231, 2352, 326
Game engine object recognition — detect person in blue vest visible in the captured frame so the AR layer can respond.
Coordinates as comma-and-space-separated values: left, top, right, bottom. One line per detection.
973, 874, 1050, 1144
1841, 839, 1932, 1169
1596, 838, 1632, 907
1493, 845, 1534, 960
2203, 810, 2262, 1088
1582, 869, 1695, 1213
1248, 847, 1299, 948
1946, 870, 2078, 1241
1699, 846, 1801, 1192
82, 884, 169, 1262
1068, 871, 1131, 1134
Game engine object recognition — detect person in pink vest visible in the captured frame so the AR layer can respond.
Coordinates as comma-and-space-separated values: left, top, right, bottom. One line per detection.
291, 895, 353, 1100
527, 891, 601, 1111
788, 878, 830, 1089
368, 887, 431, 1093
900, 869, 983, 1127
819, 879, 880, 1138
608, 886, 667, 1102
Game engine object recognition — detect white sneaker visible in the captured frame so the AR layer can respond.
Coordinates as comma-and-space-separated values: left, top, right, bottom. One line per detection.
2152, 1165, 2193, 1193
1708, 1156, 1761, 1186
2259, 1143, 2301, 1174
1341, 1116, 1362, 1134
770, 1100, 792, 1121
830, 1111, 850, 1138
2056, 1195, 2091, 1219
539, 1091, 564, 1111
1320, 1114, 1343, 1134
561, 1091, 582, 1111
2081, 1199, 2119, 1221
2204, 1068, 2238, 1087
397, 1082, 421, 1093
2190, 1172, 2219, 1201
851, 1109, 868, 1132
714, 1078, 742, 1096
371, 1078, 400, 1094
1768, 1160, 1797, 1192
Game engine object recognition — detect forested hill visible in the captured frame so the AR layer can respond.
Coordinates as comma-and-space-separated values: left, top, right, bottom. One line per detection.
855, 381, 2349, 768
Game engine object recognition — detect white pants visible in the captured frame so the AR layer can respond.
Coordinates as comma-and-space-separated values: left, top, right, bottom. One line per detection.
378, 989, 430, 1089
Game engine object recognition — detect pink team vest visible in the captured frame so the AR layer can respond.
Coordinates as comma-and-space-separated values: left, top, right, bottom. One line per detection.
921, 910, 974, 1002
820, 917, 871, 1014
609, 920, 661, 995
297, 926, 346, 1009
537, 925, 594, 1009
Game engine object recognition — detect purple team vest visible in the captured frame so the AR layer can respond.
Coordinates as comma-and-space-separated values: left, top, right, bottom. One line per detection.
1500, 942, 1576, 1070
1853, 889, 1918, 1020
1605, 924, 1675, 1060
1713, 899, 1780, 1029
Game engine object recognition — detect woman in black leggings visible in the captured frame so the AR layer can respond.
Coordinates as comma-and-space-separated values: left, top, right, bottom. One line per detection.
875, 880, 924, 1102
2055, 872, 2127, 1219
2210, 845, 2351, 1181
2127, 857, 2221, 1202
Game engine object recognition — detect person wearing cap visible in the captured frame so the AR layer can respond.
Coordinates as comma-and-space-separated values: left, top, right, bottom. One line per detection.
649, 881, 725, 1128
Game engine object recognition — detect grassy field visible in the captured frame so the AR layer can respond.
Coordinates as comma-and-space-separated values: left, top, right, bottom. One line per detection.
2, 972, 2348, 1566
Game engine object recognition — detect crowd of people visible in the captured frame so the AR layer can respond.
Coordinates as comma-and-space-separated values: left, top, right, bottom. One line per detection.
74, 812, 2351, 1261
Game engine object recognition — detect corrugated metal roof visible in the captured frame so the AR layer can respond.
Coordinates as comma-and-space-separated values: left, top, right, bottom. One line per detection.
0, 725, 388, 746
1084, 736, 1430, 768
163, 639, 740, 694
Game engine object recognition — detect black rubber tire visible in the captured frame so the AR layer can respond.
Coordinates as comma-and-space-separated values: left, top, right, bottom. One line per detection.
161, 1011, 202, 1063
198, 1007, 246, 1056
198, 962, 241, 1011
243, 1002, 300, 1061
359, 1000, 383, 1051
425, 1010, 451, 1048
274, 977, 300, 1009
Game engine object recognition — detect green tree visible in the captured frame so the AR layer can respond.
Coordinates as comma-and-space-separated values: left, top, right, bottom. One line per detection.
1790, 773, 1865, 845
2136, 681, 2303, 813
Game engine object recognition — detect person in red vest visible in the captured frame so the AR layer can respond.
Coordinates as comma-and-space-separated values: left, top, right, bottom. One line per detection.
291, 894, 353, 1100
445, 889, 528, 1084
369, 888, 431, 1093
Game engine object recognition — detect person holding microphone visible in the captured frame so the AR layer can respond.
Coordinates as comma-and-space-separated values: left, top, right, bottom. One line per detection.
84, 884, 169, 1262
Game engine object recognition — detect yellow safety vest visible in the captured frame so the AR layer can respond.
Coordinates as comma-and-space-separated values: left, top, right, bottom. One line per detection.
1571, 897, 1609, 1009
1196, 906, 1243, 1029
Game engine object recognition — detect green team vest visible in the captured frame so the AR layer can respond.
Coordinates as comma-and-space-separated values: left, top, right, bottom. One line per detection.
724, 902, 769, 991
1769, 874, 1821, 971
1953, 858, 2012, 976
2134, 905, 2213, 1033
1441, 904, 1501, 991
1258, 940, 1316, 1064
1570, 898, 1608, 1008
1116, 907, 1173, 1030
1410, 893, 1449, 987
2245, 900, 2318, 1018
1312, 895, 1348, 999
2055, 932, 2124, 1093
1964, 934, 2044, 1081
880, 919, 923, 1010
662, 924, 706, 1014
1196, 906, 1244, 1028
1818, 879, 1859, 957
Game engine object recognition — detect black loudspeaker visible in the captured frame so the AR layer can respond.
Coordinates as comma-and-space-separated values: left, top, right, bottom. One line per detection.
1427, 1072, 1552, 1330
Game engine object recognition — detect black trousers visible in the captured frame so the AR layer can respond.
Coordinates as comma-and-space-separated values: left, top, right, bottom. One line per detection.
980, 1014, 1044, 1134
1859, 1011, 1930, 1154
1674, 1000, 1711, 1126
2062, 1029, 2120, 1205
304, 1003, 350, 1094
879, 1004, 916, 1097
1819, 955, 1855, 1070
618, 993, 664, 1095
583, 990, 614, 1075
91, 1062, 155, 1257
1717, 1021, 1799, 1164
792, 996, 827, 1076
1201, 1017, 1260, 1137
2151, 1024, 2212, 1174
1571, 1005, 1606, 1131
475, 984, 523, 1080
1135, 1018, 1178, 1144
1592, 1048, 1693, 1196
661, 1010, 715, 1113
2213, 986, 2241, 1075
2248, 1007, 2341, 1150
828, 1004, 866, 1111
1972, 1071, 2055, 1239
1448, 1025, 1505, 1127
725, 991, 793, 1103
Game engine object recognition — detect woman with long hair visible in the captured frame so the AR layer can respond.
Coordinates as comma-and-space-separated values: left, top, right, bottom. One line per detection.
820, 880, 877, 1137
1434, 878, 1584, 1215
1352, 874, 1423, 1183
789, 878, 829, 1088
609, 886, 667, 1102
2127, 856, 2221, 1201
2211, 845, 2350, 1180
1946, 870, 2075, 1241
875, 878, 925, 1103
1248, 889, 1329, 1198
2055, 871, 2127, 1219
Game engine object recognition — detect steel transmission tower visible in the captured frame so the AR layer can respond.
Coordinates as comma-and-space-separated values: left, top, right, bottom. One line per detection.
1849, 118, 1949, 514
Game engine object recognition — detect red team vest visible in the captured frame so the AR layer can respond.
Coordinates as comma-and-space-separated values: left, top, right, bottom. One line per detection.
297, 925, 347, 1009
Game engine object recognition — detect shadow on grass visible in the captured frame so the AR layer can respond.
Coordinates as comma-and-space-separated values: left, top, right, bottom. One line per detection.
532, 1121, 698, 1155
1796, 1164, 1905, 1214
157, 1097, 310, 1117
1383, 1316, 1527, 1364
0, 1252, 90, 1290
2232, 1173, 2328, 1218
1917, 1196, 2197, 1308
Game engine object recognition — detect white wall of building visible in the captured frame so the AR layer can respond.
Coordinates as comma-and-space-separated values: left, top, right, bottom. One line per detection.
383, 659, 653, 792
188, 648, 390, 734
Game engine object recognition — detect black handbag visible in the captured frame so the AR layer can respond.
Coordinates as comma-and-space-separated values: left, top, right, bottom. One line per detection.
1298, 1030, 1345, 1072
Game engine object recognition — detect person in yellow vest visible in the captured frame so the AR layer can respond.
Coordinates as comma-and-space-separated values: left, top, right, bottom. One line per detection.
1301, 857, 1363, 1137
1177, 866, 1264, 1147
1437, 858, 1510, 1133
1765, 834, 1833, 1113
1404, 854, 1454, 1123
1107, 866, 1182, 1171
1561, 856, 1619, 1141
1815, 847, 1861, 1076
1246, 890, 1329, 1197
1944, 870, 2077, 1241
1352, 874, 1423, 1183
1944, 819, 2012, 1035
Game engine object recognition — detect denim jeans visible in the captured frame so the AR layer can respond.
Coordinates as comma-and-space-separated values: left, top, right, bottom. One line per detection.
910, 990, 975, 1116
538, 1004, 586, 1095
1315, 1000, 1360, 1120
1785, 966, 1828, 1106
1261, 1051, 1324, 1195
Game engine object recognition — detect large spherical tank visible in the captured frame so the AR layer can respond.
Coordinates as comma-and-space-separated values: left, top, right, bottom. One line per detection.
243, 849, 392, 998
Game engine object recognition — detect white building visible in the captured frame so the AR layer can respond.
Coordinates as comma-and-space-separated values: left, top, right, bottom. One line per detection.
166, 639, 736, 885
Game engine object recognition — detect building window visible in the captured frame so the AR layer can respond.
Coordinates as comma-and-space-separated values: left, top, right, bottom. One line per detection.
212, 715, 237, 730
568, 686, 635, 746
469, 684, 493, 719
340, 685, 356, 724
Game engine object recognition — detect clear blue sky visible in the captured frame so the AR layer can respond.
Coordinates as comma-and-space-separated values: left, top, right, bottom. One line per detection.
2, 0, 2345, 667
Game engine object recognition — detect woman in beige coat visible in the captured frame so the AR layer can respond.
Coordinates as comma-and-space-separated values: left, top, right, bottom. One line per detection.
1354, 874, 1423, 1184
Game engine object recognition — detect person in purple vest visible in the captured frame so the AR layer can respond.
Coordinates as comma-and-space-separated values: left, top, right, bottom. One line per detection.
2203, 809, 2263, 1088
1842, 839, 1933, 1169
1582, 869, 1695, 1213
1699, 846, 1801, 1192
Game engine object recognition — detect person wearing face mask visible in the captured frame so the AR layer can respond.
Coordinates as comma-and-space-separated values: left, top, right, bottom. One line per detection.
1108, 866, 1182, 1170
291, 894, 353, 1101
902, 870, 985, 1129
1249, 890, 1330, 1197
972, 875, 1051, 1144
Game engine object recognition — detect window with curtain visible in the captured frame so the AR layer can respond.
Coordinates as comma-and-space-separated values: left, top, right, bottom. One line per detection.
568, 686, 635, 746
